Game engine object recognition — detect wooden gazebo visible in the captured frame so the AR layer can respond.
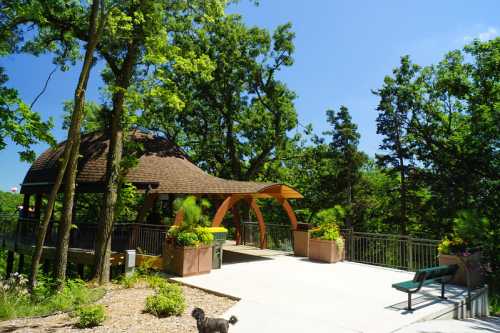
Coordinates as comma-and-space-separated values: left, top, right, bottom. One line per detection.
19, 131, 302, 251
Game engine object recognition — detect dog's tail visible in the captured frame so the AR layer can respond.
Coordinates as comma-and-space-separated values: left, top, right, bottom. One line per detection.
229, 315, 238, 325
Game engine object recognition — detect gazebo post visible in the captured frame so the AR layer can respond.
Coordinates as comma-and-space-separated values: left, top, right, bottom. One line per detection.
34, 194, 43, 219
136, 193, 159, 224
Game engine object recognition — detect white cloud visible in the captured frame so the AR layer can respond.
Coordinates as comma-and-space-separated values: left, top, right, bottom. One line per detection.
464, 27, 497, 42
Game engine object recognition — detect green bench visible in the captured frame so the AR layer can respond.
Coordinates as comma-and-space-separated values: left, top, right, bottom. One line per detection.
392, 264, 458, 311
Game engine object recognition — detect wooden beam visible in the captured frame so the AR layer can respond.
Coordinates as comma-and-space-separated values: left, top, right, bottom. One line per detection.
248, 199, 266, 249
212, 195, 243, 227
279, 198, 298, 231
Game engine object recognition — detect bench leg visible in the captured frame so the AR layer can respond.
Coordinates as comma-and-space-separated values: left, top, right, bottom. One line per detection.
440, 282, 447, 299
407, 293, 412, 311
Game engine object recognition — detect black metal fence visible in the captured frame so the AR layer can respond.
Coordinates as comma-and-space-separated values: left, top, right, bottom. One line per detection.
342, 230, 440, 271
242, 222, 293, 252
241, 222, 440, 271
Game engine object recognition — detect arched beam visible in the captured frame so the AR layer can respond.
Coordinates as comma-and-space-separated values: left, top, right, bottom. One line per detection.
248, 198, 266, 249
278, 198, 298, 231
212, 195, 243, 227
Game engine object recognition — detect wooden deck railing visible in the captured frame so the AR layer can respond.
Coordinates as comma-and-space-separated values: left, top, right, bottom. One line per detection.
0, 217, 167, 256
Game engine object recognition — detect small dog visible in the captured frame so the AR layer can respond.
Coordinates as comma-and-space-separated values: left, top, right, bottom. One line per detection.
191, 307, 238, 333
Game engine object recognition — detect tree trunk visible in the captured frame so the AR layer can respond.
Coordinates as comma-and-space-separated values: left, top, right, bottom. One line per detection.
93, 41, 139, 284
399, 156, 407, 235
51, 0, 105, 289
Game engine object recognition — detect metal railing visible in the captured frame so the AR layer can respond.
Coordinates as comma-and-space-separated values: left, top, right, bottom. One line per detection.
241, 222, 440, 271
342, 230, 440, 271
242, 222, 293, 252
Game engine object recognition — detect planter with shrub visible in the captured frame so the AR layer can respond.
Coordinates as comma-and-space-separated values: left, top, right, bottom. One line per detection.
164, 196, 214, 277
437, 210, 487, 288
308, 206, 345, 263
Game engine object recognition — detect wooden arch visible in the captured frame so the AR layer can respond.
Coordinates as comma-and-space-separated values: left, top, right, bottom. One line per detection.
210, 184, 302, 249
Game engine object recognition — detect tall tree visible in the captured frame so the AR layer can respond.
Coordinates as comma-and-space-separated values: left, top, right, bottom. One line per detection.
140, 15, 298, 181
373, 56, 421, 234
323, 106, 365, 228
53, 0, 106, 288
5, 0, 225, 284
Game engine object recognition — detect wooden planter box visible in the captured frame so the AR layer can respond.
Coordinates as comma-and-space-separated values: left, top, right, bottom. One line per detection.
293, 230, 309, 257
164, 240, 212, 277
308, 238, 344, 263
438, 252, 483, 288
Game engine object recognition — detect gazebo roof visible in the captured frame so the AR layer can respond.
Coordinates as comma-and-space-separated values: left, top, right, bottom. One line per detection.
21, 131, 302, 199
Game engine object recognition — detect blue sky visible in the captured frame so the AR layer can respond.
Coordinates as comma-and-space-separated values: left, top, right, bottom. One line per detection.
1, 0, 499, 191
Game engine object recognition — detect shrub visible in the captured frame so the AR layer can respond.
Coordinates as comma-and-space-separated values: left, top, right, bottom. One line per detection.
146, 274, 167, 290
119, 273, 139, 289
76, 304, 106, 328
167, 226, 214, 247
145, 282, 185, 317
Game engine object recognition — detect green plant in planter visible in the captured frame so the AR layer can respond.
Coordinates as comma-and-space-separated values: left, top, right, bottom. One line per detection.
438, 210, 489, 256
167, 196, 214, 247
310, 205, 345, 248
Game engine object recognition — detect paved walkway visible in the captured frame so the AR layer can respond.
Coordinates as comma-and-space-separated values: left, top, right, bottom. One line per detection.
173, 250, 471, 333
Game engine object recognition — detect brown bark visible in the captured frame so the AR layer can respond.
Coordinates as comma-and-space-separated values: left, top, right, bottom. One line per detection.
42, 0, 104, 289
93, 41, 139, 284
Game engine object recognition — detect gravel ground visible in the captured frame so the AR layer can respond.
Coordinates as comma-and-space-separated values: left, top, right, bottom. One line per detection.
0, 283, 238, 333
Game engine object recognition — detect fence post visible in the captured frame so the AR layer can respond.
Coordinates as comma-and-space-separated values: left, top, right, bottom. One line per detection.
348, 229, 354, 261
407, 236, 413, 271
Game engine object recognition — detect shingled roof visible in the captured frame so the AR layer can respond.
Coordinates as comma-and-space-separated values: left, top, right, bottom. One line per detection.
21, 131, 302, 198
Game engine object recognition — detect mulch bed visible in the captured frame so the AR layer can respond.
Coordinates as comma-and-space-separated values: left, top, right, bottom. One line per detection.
0, 284, 237, 332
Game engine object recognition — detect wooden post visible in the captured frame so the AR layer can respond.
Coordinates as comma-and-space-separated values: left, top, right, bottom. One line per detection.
77, 264, 85, 279
34, 194, 43, 219
6, 251, 14, 277
18, 254, 25, 273
136, 193, 159, 224
22, 193, 31, 218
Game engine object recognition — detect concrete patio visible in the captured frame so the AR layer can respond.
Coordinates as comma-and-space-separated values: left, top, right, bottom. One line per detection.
172, 247, 483, 333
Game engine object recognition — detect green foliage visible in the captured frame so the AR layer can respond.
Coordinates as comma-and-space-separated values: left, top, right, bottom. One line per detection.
0, 68, 55, 162
173, 196, 211, 227
75, 304, 106, 328
145, 282, 185, 317
167, 196, 214, 247
140, 14, 298, 181
0, 190, 22, 214
0, 274, 105, 321
168, 226, 214, 247
310, 205, 344, 247
118, 273, 139, 289
116, 182, 139, 222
